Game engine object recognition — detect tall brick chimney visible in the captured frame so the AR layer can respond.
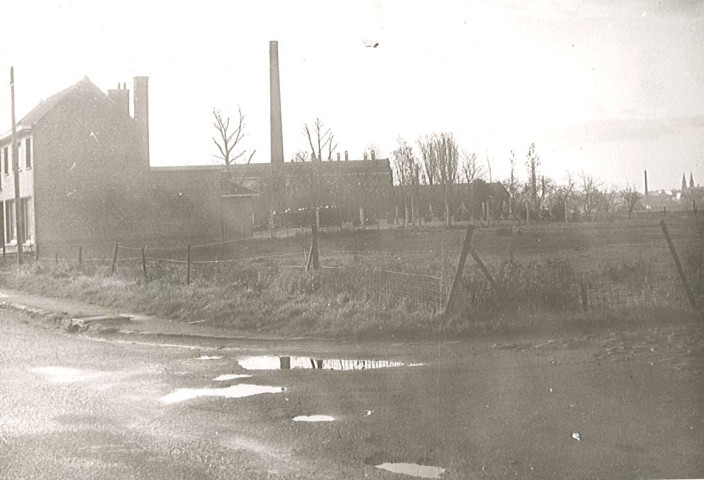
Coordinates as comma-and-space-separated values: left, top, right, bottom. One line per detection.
107, 83, 130, 117
269, 41, 284, 164
133, 76, 150, 166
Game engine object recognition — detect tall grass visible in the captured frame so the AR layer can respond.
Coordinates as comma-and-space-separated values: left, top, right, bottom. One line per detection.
2, 219, 701, 338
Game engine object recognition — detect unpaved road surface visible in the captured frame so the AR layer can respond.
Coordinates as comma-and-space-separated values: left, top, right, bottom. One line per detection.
1, 310, 703, 479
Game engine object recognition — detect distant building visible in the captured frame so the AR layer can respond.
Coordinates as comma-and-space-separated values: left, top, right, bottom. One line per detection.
0, 76, 396, 251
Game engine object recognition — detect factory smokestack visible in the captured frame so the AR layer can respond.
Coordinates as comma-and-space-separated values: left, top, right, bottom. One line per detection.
134, 76, 150, 166
269, 41, 284, 164
644, 170, 648, 196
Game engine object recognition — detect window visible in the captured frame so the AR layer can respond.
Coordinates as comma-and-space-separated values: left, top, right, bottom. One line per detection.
25, 138, 32, 169
4, 197, 31, 245
2, 146, 7, 175
20, 197, 30, 242
5, 200, 14, 244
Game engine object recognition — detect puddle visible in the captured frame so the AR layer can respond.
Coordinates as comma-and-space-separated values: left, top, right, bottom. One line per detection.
213, 374, 252, 381
196, 356, 223, 360
293, 415, 335, 422
238, 356, 406, 371
161, 384, 284, 404
32, 366, 104, 383
375, 463, 446, 479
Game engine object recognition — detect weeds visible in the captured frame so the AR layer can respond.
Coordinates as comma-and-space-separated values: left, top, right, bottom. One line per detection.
2, 218, 700, 337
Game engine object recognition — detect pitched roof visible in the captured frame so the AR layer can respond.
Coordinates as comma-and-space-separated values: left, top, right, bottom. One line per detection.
18, 76, 102, 128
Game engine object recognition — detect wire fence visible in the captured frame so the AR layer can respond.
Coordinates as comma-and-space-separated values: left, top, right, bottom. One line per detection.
12, 216, 704, 316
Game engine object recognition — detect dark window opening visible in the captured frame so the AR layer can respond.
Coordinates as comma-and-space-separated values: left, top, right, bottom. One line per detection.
25, 138, 32, 169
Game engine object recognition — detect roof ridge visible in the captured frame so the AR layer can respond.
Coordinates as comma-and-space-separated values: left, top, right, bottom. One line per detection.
16, 76, 99, 128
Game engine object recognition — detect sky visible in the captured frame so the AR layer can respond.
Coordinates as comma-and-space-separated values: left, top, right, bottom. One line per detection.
0, 0, 703, 191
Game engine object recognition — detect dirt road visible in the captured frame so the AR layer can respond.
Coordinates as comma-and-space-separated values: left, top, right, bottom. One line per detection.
1, 308, 702, 479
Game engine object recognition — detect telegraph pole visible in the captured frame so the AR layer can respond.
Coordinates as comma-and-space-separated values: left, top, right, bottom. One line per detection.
10, 67, 23, 266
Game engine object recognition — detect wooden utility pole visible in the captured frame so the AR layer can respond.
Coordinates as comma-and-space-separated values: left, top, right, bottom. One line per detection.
445, 224, 475, 315
10, 67, 23, 266
660, 221, 697, 310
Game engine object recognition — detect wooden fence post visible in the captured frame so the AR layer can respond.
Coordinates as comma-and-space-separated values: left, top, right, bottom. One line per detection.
141, 247, 148, 283
660, 221, 697, 310
445, 224, 475, 315
305, 244, 314, 272
111, 244, 119, 275
468, 246, 500, 292
78, 246, 83, 265
186, 244, 191, 285
311, 209, 319, 270
525, 201, 531, 227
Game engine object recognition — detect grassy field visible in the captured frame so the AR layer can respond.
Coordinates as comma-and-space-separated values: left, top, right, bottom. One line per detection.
1, 213, 702, 338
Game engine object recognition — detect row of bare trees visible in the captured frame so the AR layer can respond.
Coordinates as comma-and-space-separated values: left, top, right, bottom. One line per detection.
507, 147, 643, 221
211, 107, 644, 226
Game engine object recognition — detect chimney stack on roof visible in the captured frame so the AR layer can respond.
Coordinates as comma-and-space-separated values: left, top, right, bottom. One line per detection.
133, 76, 150, 166
107, 82, 130, 118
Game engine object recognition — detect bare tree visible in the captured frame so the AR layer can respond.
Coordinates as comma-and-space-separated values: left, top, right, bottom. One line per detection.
417, 132, 459, 226
505, 150, 519, 216
579, 171, 604, 219
556, 172, 576, 222
304, 118, 338, 162
620, 184, 641, 219
418, 134, 439, 186
485, 151, 493, 182
525, 143, 540, 213
598, 186, 618, 218
392, 137, 420, 226
460, 150, 483, 184
212, 106, 255, 173
538, 176, 555, 218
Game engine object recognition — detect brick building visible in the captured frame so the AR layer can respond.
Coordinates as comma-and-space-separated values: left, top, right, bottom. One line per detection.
0, 76, 258, 252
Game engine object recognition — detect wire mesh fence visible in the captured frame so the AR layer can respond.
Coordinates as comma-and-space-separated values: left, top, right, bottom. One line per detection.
15, 215, 704, 316
321, 266, 446, 312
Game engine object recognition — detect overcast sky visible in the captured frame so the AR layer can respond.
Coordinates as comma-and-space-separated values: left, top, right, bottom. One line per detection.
0, 0, 702, 191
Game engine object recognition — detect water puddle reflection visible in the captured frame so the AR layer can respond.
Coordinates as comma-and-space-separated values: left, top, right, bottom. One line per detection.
375, 463, 446, 478
161, 384, 284, 404
238, 356, 406, 371
293, 415, 335, 422
213, 374, 252, 381
196, 356, 223, 360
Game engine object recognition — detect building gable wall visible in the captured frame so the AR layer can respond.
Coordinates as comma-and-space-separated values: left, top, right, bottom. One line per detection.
31, 84, 147, 248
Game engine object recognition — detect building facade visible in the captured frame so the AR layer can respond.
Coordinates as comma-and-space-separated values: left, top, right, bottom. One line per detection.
0, 77, 257, 253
